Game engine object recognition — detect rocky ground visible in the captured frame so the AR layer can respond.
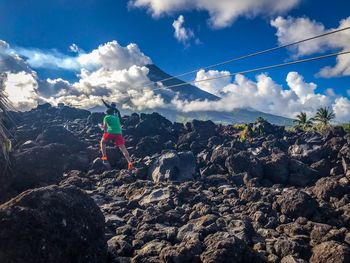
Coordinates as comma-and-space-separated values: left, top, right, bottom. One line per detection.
0, 103, 350, 263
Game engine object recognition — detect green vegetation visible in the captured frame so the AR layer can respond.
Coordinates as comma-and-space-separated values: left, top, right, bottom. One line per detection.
293, 107, 343, 133
293, 112, 314, 130
313, 107, 336, 126
233, 123, 248, 130
255, 116, 266, 123
342, 123, 350, 133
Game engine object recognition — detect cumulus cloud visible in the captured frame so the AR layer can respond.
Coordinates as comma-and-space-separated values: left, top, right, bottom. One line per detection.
0, 39, 160, 111
333, 97, 350, 123
0, 42, 32, 73
173, 69, 350, 122
8, 41, 151, 72
129, 0, 301, 28
271, 16, 350, 77
195, 69, 231, 96
172, 15, 195, 46
1, 71, 40, 110
77, 41, 152, 70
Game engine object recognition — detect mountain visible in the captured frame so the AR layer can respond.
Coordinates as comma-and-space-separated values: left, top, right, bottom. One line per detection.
146, 64, 293, 125
146, 64, 219, 101
90, 64, 293, 126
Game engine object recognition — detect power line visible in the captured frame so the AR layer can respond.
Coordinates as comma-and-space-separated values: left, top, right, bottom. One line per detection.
138, 26, 350, 89
151, 50, 350, 91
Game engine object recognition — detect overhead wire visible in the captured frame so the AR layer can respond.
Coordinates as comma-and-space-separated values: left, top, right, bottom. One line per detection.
151, 50, 350, 91
137, 26, 350, 89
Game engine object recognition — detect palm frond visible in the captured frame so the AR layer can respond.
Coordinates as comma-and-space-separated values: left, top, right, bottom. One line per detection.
0, 87, 12, 163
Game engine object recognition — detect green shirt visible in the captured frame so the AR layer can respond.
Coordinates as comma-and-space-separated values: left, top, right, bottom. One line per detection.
103, 115, 122, 134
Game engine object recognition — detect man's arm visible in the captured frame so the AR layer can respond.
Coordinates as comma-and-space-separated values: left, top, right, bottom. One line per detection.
102, 99, 112, 109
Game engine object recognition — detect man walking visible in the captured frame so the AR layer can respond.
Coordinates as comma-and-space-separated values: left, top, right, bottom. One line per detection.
100, 108, 133, 170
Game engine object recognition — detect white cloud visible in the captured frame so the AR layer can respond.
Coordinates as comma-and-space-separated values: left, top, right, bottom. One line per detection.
129, 0, 301, 28
10, 40, 151, 71
333, 97, 350, 123
1, 40, 159, 111
172, 15, 195, 45
286, 71, 317, 102
325, 88, 336, 97
69, 43, 80, 53
15, 47, 81, 71
173, 70, 344, 121
271, 16, 350, 77
195, 69, 231, 96
77, 41, 152, 70
2, 71, 40, 110
0, 40, 10, 49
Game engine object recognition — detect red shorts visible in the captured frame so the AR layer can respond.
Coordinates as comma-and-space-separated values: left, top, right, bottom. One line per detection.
103, 133, 125, 146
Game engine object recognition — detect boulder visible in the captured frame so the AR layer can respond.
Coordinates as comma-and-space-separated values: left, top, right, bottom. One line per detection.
149, 151, 196, 182
135, 112, 172, 137
225, 151, 263, 179
313, 177, 349, 201
59, 106, 90, 120
276, 190, 318, 219
310, 241, 350, 263
0, 156, 14, 203
200, 232, 262, 263
263, 153, 290, 184
88, 112, 105, 125
310, 158, 331, 178
288, 159, 319, 187
36, 125, 84, 151
160, 235, 202, 263
0, 185, 107, 263
190, 119, 216, 139
210, 146, 231, 166
342, 157, 350, 178
252, 120, 284, 137
12, 144, 73, 192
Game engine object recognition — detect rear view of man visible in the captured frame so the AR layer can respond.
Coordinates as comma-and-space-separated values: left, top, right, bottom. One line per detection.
100, 108, 133, 170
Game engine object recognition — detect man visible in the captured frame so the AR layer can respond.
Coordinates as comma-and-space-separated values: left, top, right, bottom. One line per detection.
100, 108, 133, 170
102, 99, 122, 123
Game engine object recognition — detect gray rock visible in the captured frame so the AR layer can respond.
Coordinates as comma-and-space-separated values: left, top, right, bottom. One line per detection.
310, 241, 350, 263
149, 150, 196, 182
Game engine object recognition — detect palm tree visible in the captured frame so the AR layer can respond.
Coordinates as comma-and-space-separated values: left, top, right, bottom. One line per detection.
293, 112, 313, 129
313, 107, 336, 126
0, 88, 11, 162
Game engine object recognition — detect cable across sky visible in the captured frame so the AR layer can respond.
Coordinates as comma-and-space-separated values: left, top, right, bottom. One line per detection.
151, 50, 350, 91
137, 26, 350, 89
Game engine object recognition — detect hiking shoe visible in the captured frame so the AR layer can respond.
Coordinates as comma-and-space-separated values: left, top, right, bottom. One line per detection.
128, 162, 133, 171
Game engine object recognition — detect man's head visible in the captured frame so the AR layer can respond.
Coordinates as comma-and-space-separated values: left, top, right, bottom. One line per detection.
111, 102, 116, 108
106, 108, 114, 115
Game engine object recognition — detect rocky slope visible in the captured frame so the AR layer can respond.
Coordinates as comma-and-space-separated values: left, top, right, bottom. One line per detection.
1, 103, 350, 263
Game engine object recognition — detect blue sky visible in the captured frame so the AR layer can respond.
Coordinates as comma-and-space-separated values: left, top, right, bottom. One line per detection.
0, 0, 350, 121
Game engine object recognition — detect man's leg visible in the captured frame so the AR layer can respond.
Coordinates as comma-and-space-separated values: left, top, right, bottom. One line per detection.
100, 138, 107, 160
118, 144, 132, 166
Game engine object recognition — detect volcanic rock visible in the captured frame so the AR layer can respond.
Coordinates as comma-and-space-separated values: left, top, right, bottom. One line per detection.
310, 241, 350, 263
0, 185, 107, 263
149, 150, 196, 182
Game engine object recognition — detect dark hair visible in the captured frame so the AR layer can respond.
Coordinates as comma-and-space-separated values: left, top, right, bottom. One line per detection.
106, 108, 114, 115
